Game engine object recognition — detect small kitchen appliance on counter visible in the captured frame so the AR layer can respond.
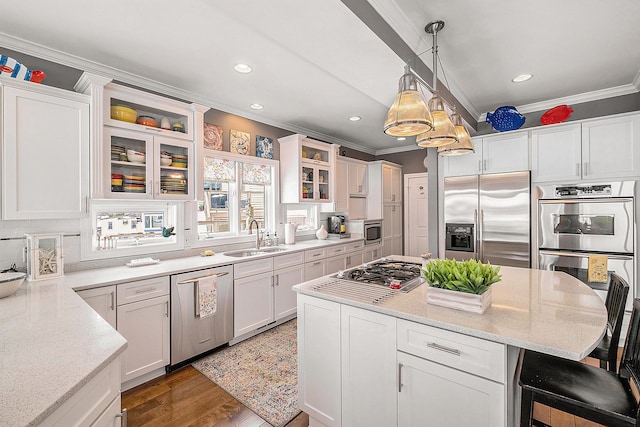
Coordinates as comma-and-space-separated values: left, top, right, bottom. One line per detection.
328, 215, 350, 238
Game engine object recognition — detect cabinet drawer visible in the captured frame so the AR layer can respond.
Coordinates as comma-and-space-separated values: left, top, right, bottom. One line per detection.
345, 241, 364, 253
234, 257, 274, 279
326, 245, 346, 257
397, 319, 505, 382
117, 276, 169, 305
273, 251, 305, 270
305, 248, 326, 262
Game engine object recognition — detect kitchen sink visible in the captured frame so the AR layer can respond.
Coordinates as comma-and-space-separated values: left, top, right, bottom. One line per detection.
223, 250, 264, 257
258, 247, 288, 253
222, 247, 288, 257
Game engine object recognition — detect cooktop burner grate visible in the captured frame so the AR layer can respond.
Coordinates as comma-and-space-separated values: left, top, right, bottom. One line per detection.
336, 260, 425, 292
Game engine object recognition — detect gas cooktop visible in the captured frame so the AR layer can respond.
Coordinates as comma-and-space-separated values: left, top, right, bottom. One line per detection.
335, 259, 425, 292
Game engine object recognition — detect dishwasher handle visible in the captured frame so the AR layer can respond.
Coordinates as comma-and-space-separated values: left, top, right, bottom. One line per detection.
176, 272, 229, 285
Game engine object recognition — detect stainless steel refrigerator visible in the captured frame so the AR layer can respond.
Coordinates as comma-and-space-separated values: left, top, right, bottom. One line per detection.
443, 171, 530, 268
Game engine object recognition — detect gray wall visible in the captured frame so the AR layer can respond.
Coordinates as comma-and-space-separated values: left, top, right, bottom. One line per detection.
376, 149, 428, 174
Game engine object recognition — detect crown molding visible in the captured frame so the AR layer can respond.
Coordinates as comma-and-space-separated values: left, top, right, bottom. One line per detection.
479, 83, 640, 122
374, 143, 423, 156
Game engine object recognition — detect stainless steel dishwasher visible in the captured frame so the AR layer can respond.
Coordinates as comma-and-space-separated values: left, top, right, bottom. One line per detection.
170, 265, 233, 368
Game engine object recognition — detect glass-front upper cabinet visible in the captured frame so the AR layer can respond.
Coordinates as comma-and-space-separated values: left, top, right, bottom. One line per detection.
278, 134, 336, 203
104, 127, 193, 200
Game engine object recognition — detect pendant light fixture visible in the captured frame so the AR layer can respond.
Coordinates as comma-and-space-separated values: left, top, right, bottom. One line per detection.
383, 65, 434, 136
437, 109, 475, 156
416, 20, 458, 148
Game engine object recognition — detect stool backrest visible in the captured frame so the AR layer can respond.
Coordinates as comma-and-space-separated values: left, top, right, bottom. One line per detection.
618, 298, 640, 424
606, 273, 630, 352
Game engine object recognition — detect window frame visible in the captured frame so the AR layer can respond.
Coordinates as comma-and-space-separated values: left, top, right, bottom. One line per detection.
195, 149, 279, 245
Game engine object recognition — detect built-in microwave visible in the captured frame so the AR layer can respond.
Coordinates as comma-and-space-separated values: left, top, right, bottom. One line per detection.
363, 220, 382, 245
347, 219, 382, 245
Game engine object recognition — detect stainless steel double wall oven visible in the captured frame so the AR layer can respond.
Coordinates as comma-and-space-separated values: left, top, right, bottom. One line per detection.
537, 181, 636, 310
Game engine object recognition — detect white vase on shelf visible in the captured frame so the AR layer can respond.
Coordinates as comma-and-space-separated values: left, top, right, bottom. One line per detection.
316, 224, 328, 240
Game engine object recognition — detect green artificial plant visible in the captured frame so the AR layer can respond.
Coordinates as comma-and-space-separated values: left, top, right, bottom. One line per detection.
421, 259, 501, 295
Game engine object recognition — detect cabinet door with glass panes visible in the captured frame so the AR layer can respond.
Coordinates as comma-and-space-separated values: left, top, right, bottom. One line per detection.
104, 127, 192, 200
301, 161, 331, 202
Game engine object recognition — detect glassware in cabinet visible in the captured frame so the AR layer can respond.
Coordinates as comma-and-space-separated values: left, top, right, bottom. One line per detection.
156, 138, 192, 199
105, 127, 152, 199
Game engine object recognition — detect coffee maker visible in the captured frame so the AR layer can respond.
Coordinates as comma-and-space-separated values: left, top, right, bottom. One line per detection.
328, 215, 345, 235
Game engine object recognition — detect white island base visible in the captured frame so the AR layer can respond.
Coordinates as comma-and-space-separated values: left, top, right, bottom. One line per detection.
294, 260, 607, 427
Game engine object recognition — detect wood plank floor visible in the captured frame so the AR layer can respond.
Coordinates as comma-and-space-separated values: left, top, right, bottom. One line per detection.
121, 365, 308, 427
121, 356, 615, 427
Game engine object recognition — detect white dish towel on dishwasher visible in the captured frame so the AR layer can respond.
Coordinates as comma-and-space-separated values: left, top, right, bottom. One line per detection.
198, 275, 217, 319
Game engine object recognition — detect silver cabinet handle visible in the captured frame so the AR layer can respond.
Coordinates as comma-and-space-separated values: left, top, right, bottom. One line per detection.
427, 342, 461, 356
398, 363, 403, 392
165, 301, 169, 317
312, 253, 321, 257
392, 194, 396, 201
116, 408, 127, 427
576, 163, 580, 176
135, 287, 156, 294
110, 291, 115, 311
177, 272, 229, 284
85, 196, 89, 214
275, 275, 279, 286
483, 159, 487, 172
312, 261, 322, 266
583, 162, 589, 176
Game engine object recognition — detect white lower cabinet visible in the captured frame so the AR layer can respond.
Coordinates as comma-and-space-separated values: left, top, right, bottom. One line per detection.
397, 352, 504, 427
341, 305, 397, 427
90, 394, 123, 427
305, 258, 327, 281
297, 295, 509, 427
40, 357, 122, 427
234, 252, 305, 338
234, 270, 274, 336
326, 255, 346, 275
76, 285, 117, 328
116, 277, 170, 389
362, 244, 383, 262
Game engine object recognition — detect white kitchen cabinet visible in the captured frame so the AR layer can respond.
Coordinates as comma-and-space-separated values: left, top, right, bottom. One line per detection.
345, 251, 363, 269
334, 159, 349, 211
341, 305, 397, 427
397, 351, 504, 427
278, 134, 337, 203
90, 394, 124, 427
348, 160, 368, 196
531, 123, 582, 182
368, 161, 403, 256
116, 277, 170, 389
362, 244, 383, 262
40, 357, 122, 427
531, 113, 640, 182
442, 131, 529, 177
274, 252, 306, 320
234, 270, 274, 336
76, 285, 117, 328
103, 127, 193, 200
326, 254, 346, 275
298, 294, 342, 427
1, 81, 90, 219
383, 204, 403, 257
383, 163, 403, 203
305, 258, 327, 281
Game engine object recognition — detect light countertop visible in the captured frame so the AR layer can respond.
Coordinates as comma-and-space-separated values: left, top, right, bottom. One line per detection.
294, 256, 608, 360
0, 237, 364, 426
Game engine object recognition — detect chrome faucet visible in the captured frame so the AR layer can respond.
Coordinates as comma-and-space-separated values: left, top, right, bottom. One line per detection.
248, 219, 262, 249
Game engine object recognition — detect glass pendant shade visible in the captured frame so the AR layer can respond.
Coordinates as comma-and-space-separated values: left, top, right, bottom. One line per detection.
416, 93, 458, 147
438, 112, 474, 156
384, 67, 434, 136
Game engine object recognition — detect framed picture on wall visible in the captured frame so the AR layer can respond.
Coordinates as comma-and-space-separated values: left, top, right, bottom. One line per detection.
230, 129, 250, 155
203, 123, 223, 150
255, 135, 273, 159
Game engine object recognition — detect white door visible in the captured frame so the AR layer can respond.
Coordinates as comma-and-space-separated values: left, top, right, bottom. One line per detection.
76, 286, 117, 328
404, 173, 429, 257
233, 271, 274, 336
274, 264, 305, 320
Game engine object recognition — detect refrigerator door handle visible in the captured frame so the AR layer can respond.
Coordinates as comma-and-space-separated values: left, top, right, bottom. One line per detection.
479, 209, 485, 261
474, 209, 479, 259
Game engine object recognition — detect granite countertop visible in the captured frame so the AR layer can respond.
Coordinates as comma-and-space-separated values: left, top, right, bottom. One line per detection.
0, 236, 364, 426
294, 255, 608, 360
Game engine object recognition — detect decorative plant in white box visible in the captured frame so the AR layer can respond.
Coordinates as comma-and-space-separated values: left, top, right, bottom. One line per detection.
421, 259, 501, 313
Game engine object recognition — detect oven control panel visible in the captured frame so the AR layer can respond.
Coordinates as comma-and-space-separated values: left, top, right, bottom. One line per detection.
555, 184, 612, 197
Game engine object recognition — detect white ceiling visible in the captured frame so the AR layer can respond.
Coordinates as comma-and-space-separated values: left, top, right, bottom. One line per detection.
1, 0, 639, 154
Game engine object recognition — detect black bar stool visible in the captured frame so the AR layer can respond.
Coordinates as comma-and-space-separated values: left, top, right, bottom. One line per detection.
517, 298, 640, 426
589, 273, 629, 372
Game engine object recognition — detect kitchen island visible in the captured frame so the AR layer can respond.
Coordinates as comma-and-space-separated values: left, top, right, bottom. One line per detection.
294, 256, 607, 427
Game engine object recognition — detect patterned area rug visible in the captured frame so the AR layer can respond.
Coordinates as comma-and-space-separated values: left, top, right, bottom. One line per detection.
192, 319, 299, 427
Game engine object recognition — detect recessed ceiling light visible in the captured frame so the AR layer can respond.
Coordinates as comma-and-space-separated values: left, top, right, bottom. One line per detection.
397, 137, 406, 141
512, 74, 533, 83
234, 63, 252, 73
349, 116, 361, 121
250, 103, 263, 110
